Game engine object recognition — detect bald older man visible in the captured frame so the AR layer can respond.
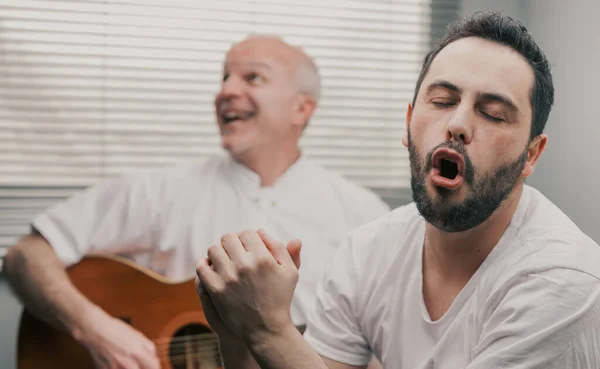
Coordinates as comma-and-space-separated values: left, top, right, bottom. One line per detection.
4, 36, 390, 369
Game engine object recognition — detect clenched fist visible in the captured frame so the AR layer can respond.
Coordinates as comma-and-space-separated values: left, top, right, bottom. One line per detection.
195, 229, 302, 344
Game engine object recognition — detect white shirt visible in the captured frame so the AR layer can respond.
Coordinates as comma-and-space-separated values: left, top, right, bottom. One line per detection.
304, 185, 600, 369
32, 155, 390, 325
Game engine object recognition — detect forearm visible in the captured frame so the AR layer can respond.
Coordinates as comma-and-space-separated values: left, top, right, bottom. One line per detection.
4, 235, 104, 339
245, 324, 329, 369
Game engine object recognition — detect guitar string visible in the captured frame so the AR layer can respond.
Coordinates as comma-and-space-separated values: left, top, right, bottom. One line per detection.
152, 333, 218, 345
159, 348, 219, 357
163, 341, 219, 351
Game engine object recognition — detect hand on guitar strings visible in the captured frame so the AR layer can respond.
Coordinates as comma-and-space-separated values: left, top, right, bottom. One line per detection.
195, 229, 302, 344
76, 307, 160, 369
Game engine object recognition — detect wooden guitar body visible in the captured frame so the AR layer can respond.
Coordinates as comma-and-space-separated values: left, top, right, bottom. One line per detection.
17, 255, 220, 369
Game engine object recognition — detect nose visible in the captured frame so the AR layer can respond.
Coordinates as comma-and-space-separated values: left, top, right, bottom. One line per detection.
218, 74, 245, 100
445, 104, 474, 145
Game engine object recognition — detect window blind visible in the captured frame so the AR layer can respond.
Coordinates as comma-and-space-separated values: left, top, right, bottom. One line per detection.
0, 0, 460, 260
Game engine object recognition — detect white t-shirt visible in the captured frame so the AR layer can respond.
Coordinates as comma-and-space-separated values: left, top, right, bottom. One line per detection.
32, 155, 390, 325
304, 185, 600, 369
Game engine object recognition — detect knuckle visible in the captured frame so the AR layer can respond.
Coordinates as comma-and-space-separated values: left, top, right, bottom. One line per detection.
255, 253, 273, 267
240, 229, 255, 238
220, 233, 236, 244
222, 271, 240, 285
237, 259, 257, 275
211, 283, 226, 296
207, 244, 220, 257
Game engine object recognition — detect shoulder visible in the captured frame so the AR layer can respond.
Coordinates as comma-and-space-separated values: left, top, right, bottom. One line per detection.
121, 156, 228, 189
471, 265, 600, 368
503, 185, 600, 278
302, 159, 391, 218
477, 186, 600, 322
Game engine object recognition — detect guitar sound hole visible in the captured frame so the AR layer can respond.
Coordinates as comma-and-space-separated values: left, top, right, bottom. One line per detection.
168, 323, 221, 369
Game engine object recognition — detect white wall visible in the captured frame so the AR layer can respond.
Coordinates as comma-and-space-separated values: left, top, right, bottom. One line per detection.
523, 0, 600, 243
461, 0, 527, 21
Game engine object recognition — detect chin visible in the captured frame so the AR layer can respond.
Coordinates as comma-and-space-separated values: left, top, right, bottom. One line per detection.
221, 140, 251, 160
427, 182, 468, 202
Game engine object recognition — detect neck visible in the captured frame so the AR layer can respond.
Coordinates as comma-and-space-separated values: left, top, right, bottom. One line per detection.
234, 145, 301, 187
424, 184, 524, 283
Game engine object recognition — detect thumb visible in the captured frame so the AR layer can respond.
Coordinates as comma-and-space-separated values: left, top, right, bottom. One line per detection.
286, 239, 302, 269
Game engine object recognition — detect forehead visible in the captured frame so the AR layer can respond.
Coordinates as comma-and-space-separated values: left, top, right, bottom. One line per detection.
422, 37, 534, 114
224, 39, 294, 74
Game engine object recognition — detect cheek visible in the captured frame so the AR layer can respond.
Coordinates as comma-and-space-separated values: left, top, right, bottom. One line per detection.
471, 131, 523, 173
410, 110, 449, 152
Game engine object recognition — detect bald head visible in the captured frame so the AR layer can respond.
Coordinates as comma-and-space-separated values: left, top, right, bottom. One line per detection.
228, 35, 321, 103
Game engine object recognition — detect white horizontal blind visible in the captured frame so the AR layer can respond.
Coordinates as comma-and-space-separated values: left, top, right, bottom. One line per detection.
0, 0, 459, 257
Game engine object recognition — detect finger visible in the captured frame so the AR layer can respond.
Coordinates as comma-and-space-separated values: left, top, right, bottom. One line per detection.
117, 357, 141, 369
142, 336, 157, 355
136, 346, 160, 369
286, 239, 303, 269
206, 244, 235, 277
220, 232, 249, 262
238, 229, 271, 254
257, 229, 295, 267
196, 256, 224, 293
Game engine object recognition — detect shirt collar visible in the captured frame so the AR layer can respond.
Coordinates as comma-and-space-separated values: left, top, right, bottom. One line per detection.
227, 153, 309, 193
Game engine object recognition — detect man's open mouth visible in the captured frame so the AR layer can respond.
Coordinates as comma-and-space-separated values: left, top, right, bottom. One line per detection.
440, 158, 459, 179
221, 111, 256, 124
430, 148, 466, 189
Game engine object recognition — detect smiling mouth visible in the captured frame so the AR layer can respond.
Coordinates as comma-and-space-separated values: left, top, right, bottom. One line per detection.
221, 111, 256, 124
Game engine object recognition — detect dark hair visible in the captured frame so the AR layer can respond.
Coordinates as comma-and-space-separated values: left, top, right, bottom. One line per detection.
412, 11, 554, 140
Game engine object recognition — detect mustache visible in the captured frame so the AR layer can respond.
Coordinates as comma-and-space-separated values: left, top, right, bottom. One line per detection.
424, 141, 476, 184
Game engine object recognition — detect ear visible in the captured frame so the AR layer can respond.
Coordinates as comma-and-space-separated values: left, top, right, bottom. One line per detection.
292, 94, 317, 129
521, 133, 548, 178
402, 103, 413, 148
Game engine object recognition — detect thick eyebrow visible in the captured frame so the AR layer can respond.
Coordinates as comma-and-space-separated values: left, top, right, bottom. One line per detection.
426, 80, 462, 94
477, 92, 520, 113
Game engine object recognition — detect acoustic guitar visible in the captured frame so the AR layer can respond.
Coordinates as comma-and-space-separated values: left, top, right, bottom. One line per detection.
17, 254, 222, 369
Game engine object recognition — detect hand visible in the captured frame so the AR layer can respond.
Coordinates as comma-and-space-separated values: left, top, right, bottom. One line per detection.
75, 308, 160, 369
195, 266, 239, 344
195, 229, 302, 343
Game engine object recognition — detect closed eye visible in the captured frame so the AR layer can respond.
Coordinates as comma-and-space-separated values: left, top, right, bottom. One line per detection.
480, 110, 504, 122
432, 101, 456, 108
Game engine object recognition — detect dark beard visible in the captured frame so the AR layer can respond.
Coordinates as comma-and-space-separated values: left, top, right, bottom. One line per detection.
408, 133, 528, 233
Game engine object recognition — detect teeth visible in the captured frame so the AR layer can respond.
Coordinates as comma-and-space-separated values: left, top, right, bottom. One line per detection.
224, 112, 239, 119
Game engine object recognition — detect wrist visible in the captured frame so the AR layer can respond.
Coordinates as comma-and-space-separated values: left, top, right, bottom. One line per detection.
243, 321, 299, 352
218, 337, 251, 356
70, 304, 108, 344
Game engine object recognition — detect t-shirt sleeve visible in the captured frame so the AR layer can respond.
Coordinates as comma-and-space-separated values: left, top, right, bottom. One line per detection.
466, 268, 600, 369
31, 169, 166, 267
303, 233, 372, 366
362, 195, 391, 225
